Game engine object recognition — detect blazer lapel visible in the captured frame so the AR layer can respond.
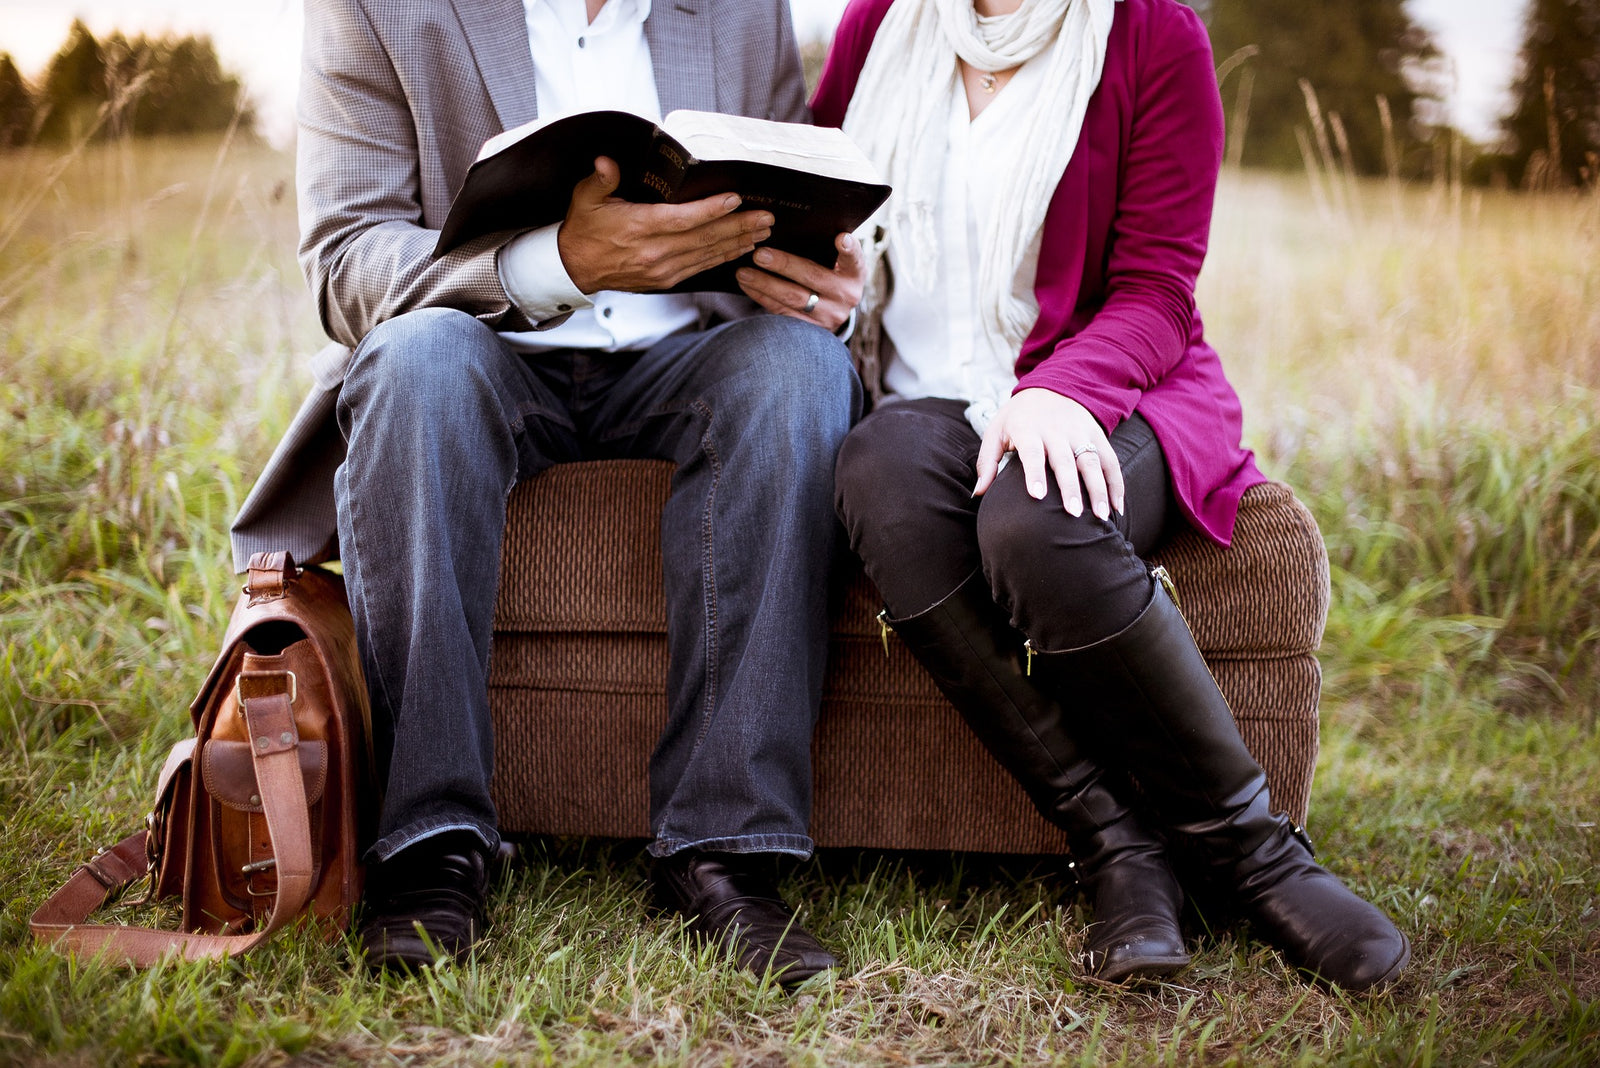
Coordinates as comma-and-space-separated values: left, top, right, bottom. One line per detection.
644, 0, 717, 115
451, 0, 540, 130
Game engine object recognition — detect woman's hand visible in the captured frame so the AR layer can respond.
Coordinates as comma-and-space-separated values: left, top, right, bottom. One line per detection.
973, 388, 1125, 520
734, 232, 866, 332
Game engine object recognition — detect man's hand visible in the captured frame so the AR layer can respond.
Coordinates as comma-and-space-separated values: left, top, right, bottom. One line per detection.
973, 388, 1126, 521
734, 232, 866, 332
556, 157, 775, 293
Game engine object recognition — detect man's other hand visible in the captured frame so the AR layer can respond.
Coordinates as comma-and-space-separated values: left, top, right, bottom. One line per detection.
734, 232, 865, 333
557, 156, 774, 294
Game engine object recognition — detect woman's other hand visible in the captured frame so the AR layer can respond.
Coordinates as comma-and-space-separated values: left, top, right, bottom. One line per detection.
735, 232, 866, 332
973, 388, 1125, 520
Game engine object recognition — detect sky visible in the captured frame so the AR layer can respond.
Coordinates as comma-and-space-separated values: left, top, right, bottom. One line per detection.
0, 0, 1525, 146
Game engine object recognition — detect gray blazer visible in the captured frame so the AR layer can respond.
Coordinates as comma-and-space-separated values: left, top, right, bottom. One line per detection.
230, 0, 810, 571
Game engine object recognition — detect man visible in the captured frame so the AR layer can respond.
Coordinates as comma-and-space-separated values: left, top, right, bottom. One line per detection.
231, 0, 864, 985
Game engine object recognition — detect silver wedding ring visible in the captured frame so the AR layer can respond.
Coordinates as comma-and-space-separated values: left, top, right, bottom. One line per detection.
802, 291, 820, 314
1073, 444, 1098, 459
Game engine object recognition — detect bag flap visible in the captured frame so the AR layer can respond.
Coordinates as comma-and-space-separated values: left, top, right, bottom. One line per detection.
199, 739, 327, 811
156, 738, 197, 804
148, 739, 197, 899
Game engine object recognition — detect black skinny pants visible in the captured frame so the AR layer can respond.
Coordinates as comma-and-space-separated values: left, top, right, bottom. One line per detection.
834, 397, 1180, 650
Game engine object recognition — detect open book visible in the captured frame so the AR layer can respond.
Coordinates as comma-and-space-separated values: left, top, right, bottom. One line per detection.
433, 109, 891, 293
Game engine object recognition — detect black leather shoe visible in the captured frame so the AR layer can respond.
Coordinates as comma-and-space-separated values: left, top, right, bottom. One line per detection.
358, 833, 488, 974
653, 851, 838, 988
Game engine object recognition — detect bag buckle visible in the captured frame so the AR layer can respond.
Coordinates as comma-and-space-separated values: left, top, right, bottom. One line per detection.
243, 857, 279, 898
234, 670, 297, 708
81, 841, 151, 903
80, 846, 120, 890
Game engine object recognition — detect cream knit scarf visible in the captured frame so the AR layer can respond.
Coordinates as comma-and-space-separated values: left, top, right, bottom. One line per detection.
842, 0, 1115, 400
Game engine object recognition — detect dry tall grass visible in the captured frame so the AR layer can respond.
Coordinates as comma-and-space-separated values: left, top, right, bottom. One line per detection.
1204, 170, 1600, 709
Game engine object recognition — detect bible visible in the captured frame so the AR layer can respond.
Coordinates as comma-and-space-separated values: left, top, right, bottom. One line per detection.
433, 109, 891, 293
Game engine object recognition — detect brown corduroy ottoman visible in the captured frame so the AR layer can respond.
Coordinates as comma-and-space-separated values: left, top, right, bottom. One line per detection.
488, 462, 1329, 854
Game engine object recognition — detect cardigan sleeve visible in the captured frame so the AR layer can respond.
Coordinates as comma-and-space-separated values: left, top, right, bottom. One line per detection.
809, 0, 897, 128
1013, 3, 1224, 432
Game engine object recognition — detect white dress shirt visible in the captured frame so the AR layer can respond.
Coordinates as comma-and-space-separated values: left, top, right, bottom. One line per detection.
880, 59, 1045, 435
496, 0, 701, 352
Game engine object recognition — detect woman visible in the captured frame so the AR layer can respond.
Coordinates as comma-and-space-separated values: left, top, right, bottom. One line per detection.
809, 0, 1410, 990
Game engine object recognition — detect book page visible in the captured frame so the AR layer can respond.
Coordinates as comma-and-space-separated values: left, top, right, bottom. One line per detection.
661, 110, 883, 184
478, 114, 553, 161
478, 108, 654, 161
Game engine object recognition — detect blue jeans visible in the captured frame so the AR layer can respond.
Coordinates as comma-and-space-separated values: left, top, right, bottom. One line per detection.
334, 308, 861, 862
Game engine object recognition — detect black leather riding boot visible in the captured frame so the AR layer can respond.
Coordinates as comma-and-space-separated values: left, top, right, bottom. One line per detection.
884, 570, 1188, 983
1027, 577, 1410, 993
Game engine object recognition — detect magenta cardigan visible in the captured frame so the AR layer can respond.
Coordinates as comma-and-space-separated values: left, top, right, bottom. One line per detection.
811, 0, 1265, 546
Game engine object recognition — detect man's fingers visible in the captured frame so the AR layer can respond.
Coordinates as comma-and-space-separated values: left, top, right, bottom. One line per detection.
833, 232, 866, 278
736, 271, 809, 319
572, 156, 622, 207
736, 265, 822, 315
657, 225, 771, 286
735, 269, 804, 316
584, 167, 760, 236
610, 214, 771, 290
652, 192, 757, 234
750, 246, 835, 293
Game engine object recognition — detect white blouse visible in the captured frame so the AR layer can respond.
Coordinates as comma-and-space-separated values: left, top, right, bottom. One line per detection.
497, 0, 701, 351
879, 57, 1045, 435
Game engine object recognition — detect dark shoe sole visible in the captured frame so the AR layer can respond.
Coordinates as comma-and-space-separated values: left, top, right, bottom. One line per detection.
1093, 954, 1191, 985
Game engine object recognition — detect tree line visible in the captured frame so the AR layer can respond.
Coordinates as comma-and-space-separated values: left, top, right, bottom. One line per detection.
0, 20, 253, 148
4, 4, 1598, 190
1199, 0, 1598, 189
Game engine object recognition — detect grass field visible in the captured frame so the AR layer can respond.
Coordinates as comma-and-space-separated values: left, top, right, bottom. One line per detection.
1, 135, 1597, 1065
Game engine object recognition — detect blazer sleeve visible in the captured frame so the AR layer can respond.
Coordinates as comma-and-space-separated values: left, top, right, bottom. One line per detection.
767, 0, 812, 124
1013, 4, 1223, 430
295, 0, 532, 350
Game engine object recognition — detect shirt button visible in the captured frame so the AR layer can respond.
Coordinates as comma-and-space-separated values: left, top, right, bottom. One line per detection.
577, 36, 585, 48
557, 303, 571, 312
601, 306, 613, 318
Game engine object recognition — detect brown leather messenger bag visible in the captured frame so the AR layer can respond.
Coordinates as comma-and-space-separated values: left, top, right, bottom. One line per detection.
31, 552, 375, 966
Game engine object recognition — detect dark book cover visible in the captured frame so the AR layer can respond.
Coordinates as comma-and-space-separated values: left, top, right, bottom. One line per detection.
433, 110, 890, 294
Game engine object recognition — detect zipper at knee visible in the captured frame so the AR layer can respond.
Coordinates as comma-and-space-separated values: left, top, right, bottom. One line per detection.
1151, 565, 1180, 608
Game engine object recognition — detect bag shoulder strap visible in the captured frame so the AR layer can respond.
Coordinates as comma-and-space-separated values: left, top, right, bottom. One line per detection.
30, 681, 318, 965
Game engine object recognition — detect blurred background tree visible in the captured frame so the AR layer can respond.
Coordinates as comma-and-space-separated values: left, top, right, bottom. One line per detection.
36, 19, 107, 143
14, 19, 254, 146
1500, 0, 1600, 188
104, 32, 255, 137
0, 53, 35, 147
1200, 0, 1441, 176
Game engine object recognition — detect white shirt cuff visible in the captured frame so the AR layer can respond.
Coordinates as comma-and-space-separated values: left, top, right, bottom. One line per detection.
496, 224, 593, 325
834, 307, 858, 342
